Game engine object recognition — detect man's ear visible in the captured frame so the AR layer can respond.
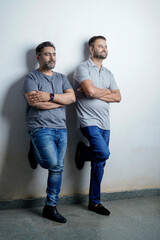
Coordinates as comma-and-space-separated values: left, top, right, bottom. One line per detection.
36, 54, 40, 62
89, 46, 93, 54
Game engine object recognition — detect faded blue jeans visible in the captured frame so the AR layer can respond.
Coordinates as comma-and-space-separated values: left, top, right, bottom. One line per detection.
30, 128, 67, 207
80, 126, 110, 206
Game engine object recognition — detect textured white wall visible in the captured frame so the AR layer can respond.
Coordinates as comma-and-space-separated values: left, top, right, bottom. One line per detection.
0, 0, 160, 200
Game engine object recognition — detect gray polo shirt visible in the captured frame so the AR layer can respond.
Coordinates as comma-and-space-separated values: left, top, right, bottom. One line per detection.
73, 58, 118, 130
23, 69, 72, 131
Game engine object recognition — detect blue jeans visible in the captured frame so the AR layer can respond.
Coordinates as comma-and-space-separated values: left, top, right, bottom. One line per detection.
80, 126, 110, 206
30, 128, 67, 207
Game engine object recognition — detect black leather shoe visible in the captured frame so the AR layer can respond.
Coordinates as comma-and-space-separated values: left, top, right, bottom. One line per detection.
42, 205, 67, 223
75, 142, 85, 170
88, 203, 110, 216
28, 141, 37, 169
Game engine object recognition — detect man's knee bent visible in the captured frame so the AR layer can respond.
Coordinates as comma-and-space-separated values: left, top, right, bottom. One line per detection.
95, 149, 110, 162
39, 160, 63, 172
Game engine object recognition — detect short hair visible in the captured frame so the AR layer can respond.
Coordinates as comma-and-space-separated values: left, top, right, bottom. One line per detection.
88, 36, 106, 47
35, 41, 56, 56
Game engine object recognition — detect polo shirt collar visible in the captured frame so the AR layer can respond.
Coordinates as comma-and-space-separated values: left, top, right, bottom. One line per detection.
88, 57, 105, 70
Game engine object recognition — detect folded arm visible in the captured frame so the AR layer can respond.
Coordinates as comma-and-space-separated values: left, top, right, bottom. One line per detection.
25, 91, 64, 110
53, 89, 76, 105
28, 89, 76, 106
78, 80, 121, 103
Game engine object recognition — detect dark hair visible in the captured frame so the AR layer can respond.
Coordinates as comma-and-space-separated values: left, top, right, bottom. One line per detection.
88, 36, 106, 47
35, 41, 56, 56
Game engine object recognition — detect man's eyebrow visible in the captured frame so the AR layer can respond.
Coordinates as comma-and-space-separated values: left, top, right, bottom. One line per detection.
44, 51, 56, 54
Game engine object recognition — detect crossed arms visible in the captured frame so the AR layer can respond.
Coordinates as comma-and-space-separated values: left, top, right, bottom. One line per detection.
78, 80, 121, 103
25, 89, 76, 110
25, 78, 121, 109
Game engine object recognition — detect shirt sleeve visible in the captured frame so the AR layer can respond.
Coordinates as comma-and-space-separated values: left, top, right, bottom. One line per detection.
62, 75, 73, 91
23, 73, 38, 95
73, 64, 91, 84
109, 72, 119, 91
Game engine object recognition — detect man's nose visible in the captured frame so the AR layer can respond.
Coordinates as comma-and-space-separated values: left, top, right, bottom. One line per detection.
50, 54, 54, 59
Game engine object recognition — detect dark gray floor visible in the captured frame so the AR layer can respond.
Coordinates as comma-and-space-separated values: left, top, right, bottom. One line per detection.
0, 196, 160, 240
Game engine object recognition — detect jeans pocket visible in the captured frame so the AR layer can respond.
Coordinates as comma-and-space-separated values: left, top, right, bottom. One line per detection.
30, 127, 44, 136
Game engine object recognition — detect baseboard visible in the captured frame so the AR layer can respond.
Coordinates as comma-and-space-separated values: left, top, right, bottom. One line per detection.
0, 188, 160, 210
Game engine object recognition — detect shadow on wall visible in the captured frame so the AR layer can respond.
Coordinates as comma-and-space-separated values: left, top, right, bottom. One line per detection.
83, 41, 90, 61
65, 42, 90, 195
0, 49, 37, 200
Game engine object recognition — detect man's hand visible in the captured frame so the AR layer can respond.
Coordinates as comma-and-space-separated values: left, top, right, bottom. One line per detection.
29, 91, 50, 103
77, 87, 84, 93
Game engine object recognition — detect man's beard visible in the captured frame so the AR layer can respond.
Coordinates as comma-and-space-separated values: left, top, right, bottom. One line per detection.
93, 49, 107, 59
42, 61, 55, 70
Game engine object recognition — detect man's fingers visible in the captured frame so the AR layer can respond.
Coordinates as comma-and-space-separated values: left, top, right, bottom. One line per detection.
30, 95, 40, 103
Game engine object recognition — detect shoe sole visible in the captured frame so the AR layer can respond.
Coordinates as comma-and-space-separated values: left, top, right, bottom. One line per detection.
75, 142, 85, 170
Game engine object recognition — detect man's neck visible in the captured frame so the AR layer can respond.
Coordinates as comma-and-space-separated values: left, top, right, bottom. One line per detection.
38, 67, 53, 76
91, 57, 103, 70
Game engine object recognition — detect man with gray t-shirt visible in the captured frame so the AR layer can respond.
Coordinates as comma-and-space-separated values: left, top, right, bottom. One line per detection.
23, 41, 75, 223
74, 36, 121, 216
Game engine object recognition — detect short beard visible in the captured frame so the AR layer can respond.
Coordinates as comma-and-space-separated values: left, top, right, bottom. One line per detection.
42, 61, 55, 70
93, 49, 107, 60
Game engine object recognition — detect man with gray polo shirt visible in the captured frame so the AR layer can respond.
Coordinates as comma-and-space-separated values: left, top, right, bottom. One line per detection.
74, 36, 121, 216
23, 41, 75, 223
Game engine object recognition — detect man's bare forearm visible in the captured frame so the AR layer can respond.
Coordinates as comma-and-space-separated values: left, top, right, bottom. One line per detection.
32, 102, 64, 110
25, 91, 64, 110
89, 86, 111, 99
78, 82, 121, 103
99, 90, 121, 103
29, 89, 76, 106
53, 92, 76, 105
87, 87, 121, 103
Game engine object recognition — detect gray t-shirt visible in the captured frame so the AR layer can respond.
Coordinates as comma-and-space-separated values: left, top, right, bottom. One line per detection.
73, 58, 118, 130
23, 69, 72, 131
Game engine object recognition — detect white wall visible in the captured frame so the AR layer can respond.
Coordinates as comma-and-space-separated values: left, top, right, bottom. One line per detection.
0, 0, 160, 200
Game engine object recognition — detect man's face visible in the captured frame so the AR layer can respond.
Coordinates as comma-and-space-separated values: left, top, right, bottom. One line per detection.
90, 39, 108, 60
37, 46, 56, 70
